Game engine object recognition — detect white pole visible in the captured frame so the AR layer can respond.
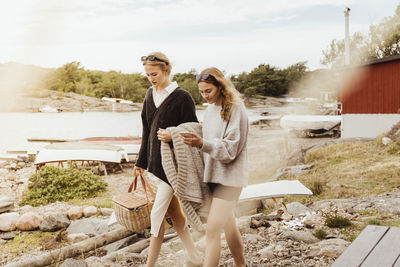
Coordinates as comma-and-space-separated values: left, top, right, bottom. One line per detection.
344, 7, 351, 65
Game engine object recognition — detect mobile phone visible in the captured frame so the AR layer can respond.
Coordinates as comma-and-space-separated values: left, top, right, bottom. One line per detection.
180, 132, 193, 138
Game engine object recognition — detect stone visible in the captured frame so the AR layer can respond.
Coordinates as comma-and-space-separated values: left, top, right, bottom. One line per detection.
280, 230, 319, 244
382, 137, 392, 145
39, 213, 70, 232
285, 202, 311, 216
236, 215, 252, 232
85, 256, 112, 267
66, 217, 109, 236
270, 164, 314, 180
0, 212, 20, 231
68, 206, 83, 220
258, 244, 275, 259
59, 258, 88, 267
319, 238, 350, 258
0, 232, 16, 240
0, 201, 14, 214
16, 212, 43, 231
0, 195, 15, 203
100, 208, 113, 216
83, 206, 98, 217
67, 233, 90, 244
243, 233, 259, 243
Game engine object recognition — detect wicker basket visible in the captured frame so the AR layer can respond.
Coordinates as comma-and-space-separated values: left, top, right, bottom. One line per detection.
113, 175, 156, 232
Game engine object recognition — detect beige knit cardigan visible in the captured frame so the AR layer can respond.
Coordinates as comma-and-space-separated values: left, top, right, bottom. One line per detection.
161, 122, 211, 231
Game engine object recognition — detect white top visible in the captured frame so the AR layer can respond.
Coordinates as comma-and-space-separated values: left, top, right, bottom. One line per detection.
201, 102, 249, 187
152, 81, 178, 108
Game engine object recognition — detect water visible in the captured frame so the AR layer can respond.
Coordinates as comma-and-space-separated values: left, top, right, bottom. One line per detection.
0, 109, 265, 154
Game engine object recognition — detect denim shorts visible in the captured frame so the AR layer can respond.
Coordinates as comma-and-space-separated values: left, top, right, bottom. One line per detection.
207, 183, 243, 201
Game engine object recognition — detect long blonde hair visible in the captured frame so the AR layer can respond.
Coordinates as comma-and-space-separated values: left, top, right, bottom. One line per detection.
197, 67, 242, 121
141, 52, 172, 75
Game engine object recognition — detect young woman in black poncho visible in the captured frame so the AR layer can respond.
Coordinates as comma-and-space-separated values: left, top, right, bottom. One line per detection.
133, 52, 202, 267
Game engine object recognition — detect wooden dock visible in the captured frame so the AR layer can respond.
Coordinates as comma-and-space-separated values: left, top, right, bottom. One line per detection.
332, 225, 400, 267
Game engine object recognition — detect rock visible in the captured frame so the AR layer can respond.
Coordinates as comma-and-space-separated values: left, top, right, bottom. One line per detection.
0, 212, 20, 231
0, 232, 16, 240
19, 205, 34, 213
83, 206, 98, 217
59, 258, 88, 267
285, 202, 311, 216
39, 213, 71, 232
243, 233, 259, 243
17, 162, 26, 169
0, 195, 15, 203
0, 201, 14, 214
115, 252, 146, 263
382, 137, 392, 145
236, 215, 252, 232
270, 164, 313, 180
7, 176, 16, 181
67, 233, 90, 244
85, 256, 112, 267
280, 230, 319, 244
6, 163, 17, 170
16, 212, 43, 231
319, 238, 350, 258
66, 217, 109, 236
68, 206, 84, 220
258, 244, 275, 259
101, 208, 114, 216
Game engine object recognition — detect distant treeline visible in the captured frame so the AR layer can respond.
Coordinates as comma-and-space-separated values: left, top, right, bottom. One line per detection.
46, 61, 308, 104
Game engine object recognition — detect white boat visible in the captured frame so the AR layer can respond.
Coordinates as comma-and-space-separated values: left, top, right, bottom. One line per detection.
39, 106, 61, 113
34, 143, 127, 165
280, 115, 341, 132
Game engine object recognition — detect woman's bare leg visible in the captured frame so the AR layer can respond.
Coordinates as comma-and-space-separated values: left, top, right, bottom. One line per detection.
146, 220, 166, 267
224, 211, 245, 267
167, 195, 202, 264
203, 197, 242, 267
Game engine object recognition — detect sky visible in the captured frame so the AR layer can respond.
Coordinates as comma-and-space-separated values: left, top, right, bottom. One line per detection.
0, 0, 399, 76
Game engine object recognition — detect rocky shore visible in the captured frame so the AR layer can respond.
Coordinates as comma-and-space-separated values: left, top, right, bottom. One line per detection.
0, 89, 142, 112
1, 96, 398, 266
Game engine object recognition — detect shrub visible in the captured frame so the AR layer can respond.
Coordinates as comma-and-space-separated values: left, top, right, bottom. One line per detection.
313, 228, 328, 240
325, 215, 352, 228
367, 218, 382, 225
310, 180, 325, 195
21, 165, 107, 207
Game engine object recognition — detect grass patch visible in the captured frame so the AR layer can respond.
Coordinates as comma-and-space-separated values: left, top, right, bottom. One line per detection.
280, 141, 400, 200
0, 231, 64, 257
68, 194, 114, 209
313, 228, 328, 240
367, 218, 382, 225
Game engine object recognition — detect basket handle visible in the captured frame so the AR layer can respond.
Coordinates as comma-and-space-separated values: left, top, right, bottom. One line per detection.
128, 174, 156, 200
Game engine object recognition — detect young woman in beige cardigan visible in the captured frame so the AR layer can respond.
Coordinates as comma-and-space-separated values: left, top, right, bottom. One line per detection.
182, 67, 249, 267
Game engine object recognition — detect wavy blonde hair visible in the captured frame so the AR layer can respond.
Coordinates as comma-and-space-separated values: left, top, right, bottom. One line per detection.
142, 52, 172, 75
197, 67, 242, 121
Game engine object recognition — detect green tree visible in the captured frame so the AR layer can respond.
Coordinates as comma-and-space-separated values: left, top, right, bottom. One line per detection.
173, 69, 204, 104
321, 4, 400, 67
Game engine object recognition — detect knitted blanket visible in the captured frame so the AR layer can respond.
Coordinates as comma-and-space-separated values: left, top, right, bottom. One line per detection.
161, 122, 211, 231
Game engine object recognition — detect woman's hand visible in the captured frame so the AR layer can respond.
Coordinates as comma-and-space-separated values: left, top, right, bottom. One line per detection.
133, 166, 144, 177
181, 132, 203, 148
157, 128, 172, 143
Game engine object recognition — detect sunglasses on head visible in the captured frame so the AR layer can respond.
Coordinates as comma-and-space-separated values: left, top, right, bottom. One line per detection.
195, 73, 216, 81
141, 55, 169, 65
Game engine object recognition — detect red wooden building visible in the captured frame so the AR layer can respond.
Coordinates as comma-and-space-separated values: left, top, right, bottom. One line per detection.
340, 55, 400, 138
